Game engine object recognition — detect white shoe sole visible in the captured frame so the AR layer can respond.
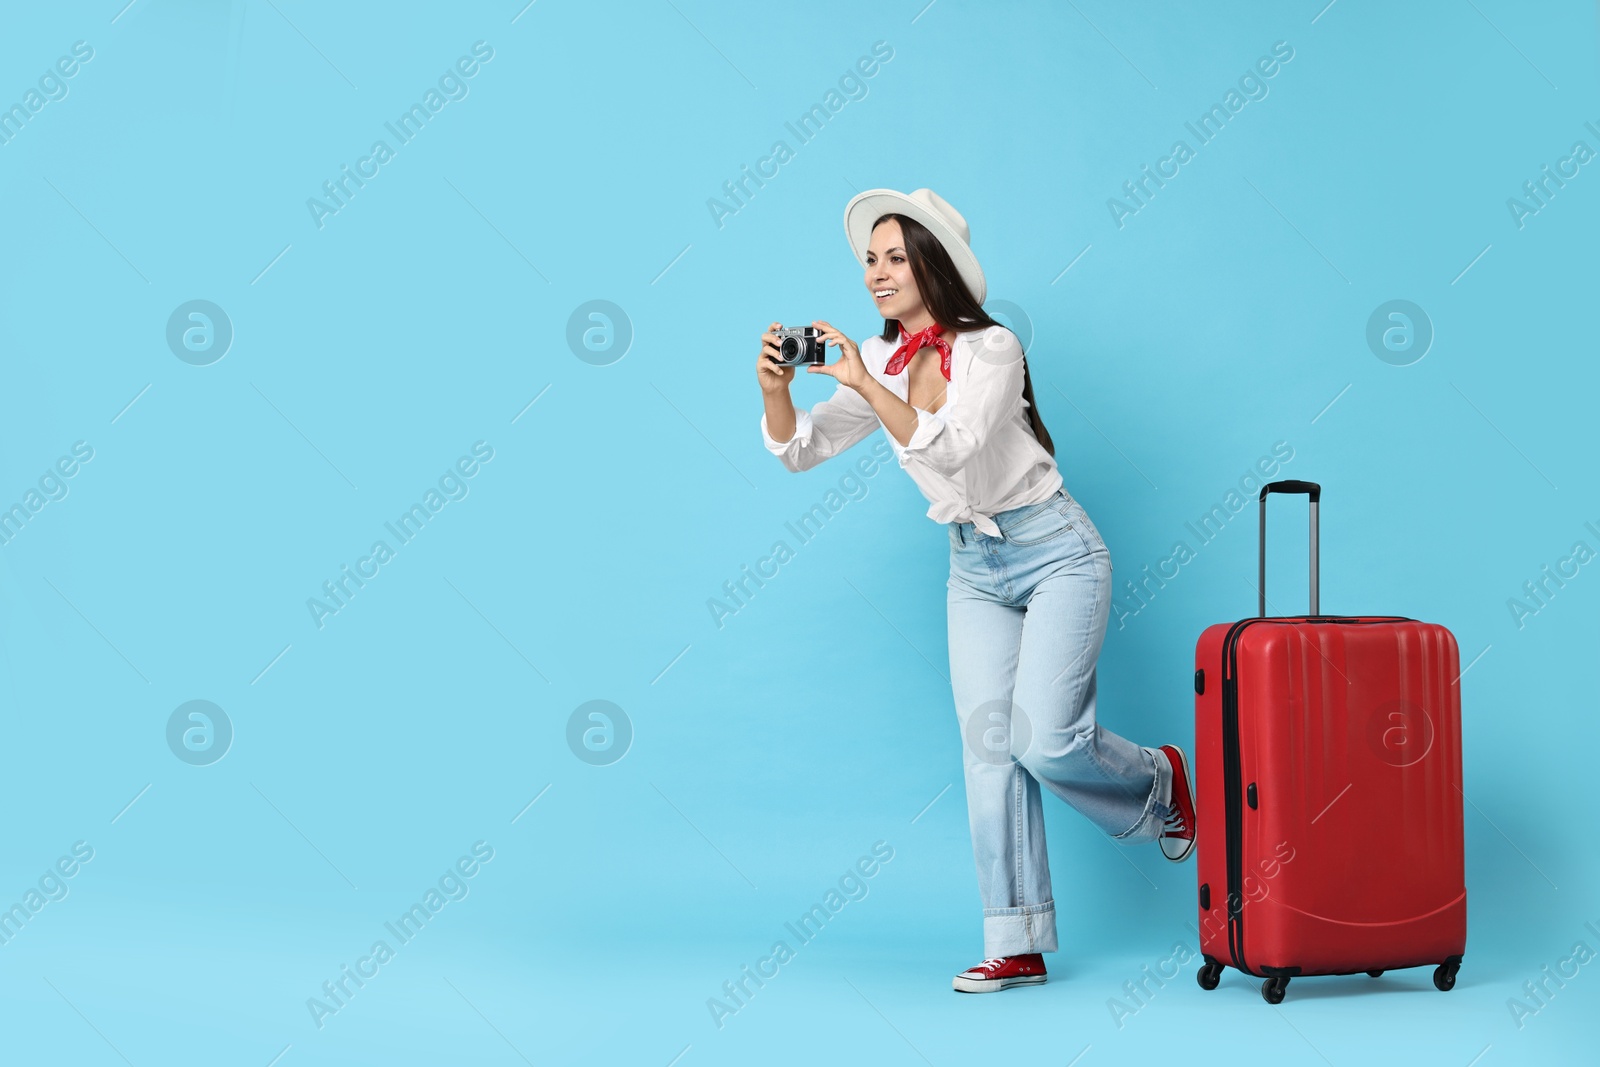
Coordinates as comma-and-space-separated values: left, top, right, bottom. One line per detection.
952, 973, 1047, 993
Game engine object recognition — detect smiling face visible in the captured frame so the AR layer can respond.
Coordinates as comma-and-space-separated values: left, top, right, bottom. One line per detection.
864, 219, 933, 331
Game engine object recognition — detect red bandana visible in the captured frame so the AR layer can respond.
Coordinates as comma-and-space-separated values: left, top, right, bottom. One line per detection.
884, 322, 953, 381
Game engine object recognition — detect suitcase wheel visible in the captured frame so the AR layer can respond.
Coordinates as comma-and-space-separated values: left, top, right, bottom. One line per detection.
1433, 958, 1460, 992
1366, 970, 1384, 978
1196, 958, 1222, 991
1261, 975, 1289, 1004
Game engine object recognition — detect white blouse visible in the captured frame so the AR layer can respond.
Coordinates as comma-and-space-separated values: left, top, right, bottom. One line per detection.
760, 325, 1062, 537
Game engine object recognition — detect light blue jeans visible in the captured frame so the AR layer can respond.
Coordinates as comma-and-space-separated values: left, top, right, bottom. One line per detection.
947, 487, 1174, 958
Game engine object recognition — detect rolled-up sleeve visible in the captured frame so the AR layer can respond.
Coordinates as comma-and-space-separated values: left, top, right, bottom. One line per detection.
889, 328, 1024, 477
760, 381, 879, 473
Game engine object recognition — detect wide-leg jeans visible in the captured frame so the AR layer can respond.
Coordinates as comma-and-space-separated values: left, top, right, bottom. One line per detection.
947, 488, 1174, 957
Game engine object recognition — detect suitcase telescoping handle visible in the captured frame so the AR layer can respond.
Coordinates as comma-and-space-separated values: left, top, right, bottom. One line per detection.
1258, 480, 1320, 617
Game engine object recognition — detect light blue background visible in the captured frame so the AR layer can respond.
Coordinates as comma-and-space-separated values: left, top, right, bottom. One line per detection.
1, 1, 1596, 1064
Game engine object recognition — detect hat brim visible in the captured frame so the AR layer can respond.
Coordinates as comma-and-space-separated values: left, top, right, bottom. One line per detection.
843, 189, 986, 306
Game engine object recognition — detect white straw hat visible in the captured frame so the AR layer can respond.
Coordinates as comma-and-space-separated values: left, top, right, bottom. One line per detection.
843, 187, 986, 305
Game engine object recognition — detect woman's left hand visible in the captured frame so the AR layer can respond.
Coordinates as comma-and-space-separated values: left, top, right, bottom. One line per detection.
807, 320, 872, 392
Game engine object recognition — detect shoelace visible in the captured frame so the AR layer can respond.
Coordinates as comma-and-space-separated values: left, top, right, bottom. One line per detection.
1163, 805, 1190, 836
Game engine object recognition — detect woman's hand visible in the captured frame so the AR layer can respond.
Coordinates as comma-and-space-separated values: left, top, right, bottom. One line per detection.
807, 320, 872, 393
757, 321, 796, 395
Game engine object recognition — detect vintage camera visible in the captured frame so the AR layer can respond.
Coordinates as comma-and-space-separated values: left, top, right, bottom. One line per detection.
774, 325, 827, 366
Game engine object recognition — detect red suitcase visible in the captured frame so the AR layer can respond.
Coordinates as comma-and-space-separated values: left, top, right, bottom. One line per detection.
1192, 480, 1466, 1003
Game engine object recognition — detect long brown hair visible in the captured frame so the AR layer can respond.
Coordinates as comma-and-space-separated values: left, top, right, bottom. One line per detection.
871, 212, 1054, 456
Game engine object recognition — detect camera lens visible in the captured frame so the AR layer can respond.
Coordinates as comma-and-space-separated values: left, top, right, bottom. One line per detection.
779, 337, 799, 361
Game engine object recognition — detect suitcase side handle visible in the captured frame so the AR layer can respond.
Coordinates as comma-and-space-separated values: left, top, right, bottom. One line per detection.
1258, 480, 1320, 616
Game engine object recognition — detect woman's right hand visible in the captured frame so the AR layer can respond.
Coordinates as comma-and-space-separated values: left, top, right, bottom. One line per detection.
757, 321, 795, 394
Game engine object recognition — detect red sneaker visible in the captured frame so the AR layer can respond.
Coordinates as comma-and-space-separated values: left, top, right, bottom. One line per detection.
952, 953, 1047, 993
1158, 744, 1196, 862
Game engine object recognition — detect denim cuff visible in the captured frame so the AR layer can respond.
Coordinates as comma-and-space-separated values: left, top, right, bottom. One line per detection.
1110, 747, 1169, 843
983, 899, 1058, 957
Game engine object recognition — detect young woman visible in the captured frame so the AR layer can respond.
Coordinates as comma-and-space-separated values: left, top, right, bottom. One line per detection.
755, 187, 1195, 994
